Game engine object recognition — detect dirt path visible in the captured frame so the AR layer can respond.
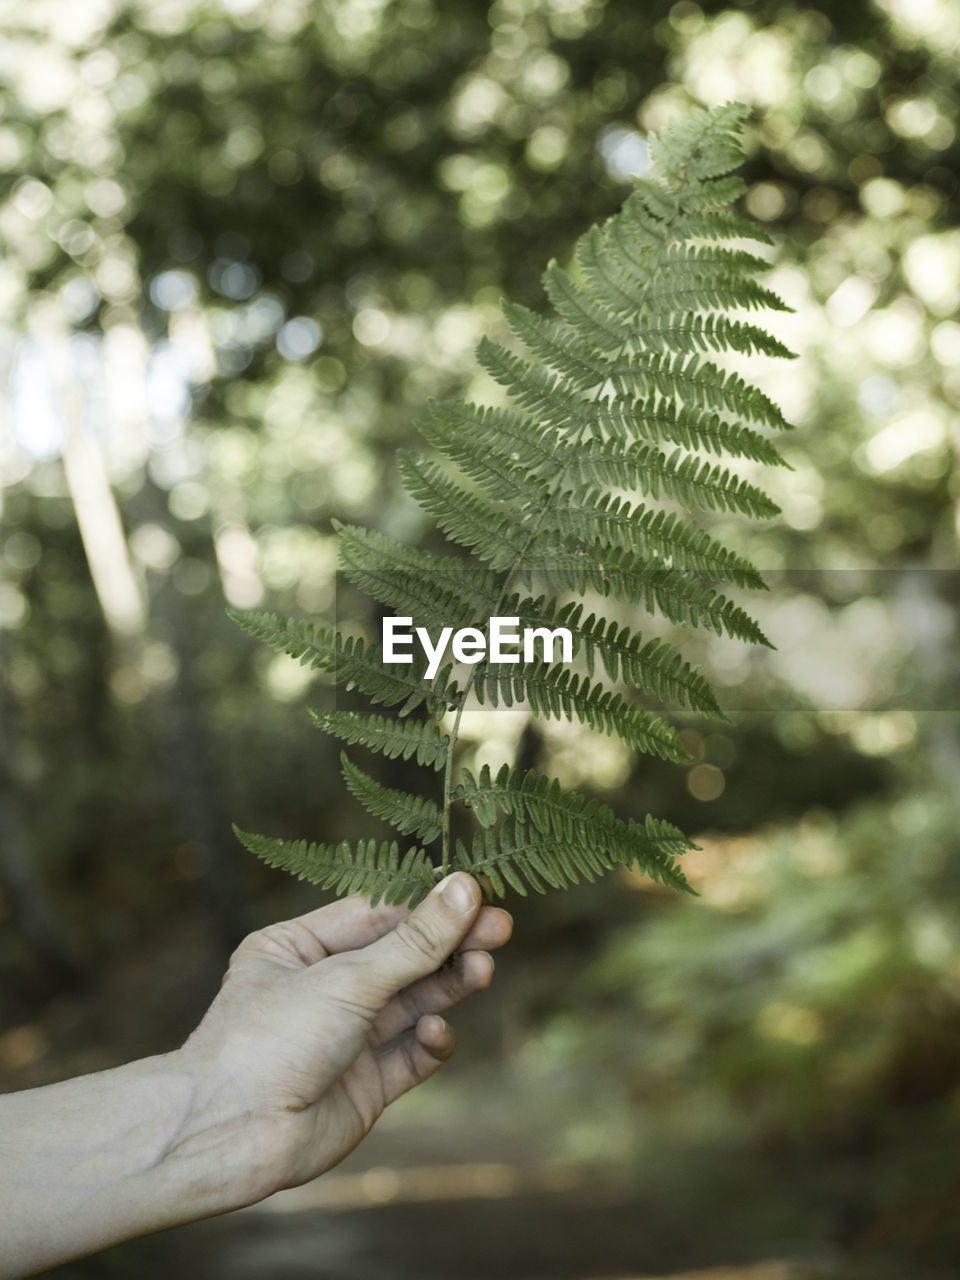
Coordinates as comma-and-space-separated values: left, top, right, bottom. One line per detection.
60, 1183, 828, 1280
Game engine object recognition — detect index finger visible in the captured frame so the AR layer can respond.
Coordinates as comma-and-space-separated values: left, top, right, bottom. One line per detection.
279, 889, 512, 960
282, 894, 412, 959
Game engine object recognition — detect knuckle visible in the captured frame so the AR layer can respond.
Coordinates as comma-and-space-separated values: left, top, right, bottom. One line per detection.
398, 966, 461, 1025
323, 951, 364, 990
228, 929, 266, 965
394, 986, 422, 1026
268, 919, 321, 965
321, 954, 379, 1021
440, 960, 470, 999
396, 914, 445, 967
403, 1036, 429, 1083
228, 920, 322, 969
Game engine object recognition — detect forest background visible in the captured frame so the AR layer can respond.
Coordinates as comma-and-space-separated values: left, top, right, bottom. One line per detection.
1, 0, 959, 1276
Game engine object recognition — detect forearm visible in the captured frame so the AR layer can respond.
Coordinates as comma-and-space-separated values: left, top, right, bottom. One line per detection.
0, 879, 508, 1277
0, 1048, 268, 1279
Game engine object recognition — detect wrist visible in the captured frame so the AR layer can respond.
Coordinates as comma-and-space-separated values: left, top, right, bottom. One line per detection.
159, 1044, 290, 1214
0, 1050, 275, 1278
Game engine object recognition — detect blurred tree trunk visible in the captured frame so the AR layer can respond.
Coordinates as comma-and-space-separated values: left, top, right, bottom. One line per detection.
139, 478, 251, 952
151, 598, 251, 951
48, 307, 250, 955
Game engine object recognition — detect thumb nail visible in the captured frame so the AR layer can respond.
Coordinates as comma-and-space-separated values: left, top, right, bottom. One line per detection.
438, 873, 477, 914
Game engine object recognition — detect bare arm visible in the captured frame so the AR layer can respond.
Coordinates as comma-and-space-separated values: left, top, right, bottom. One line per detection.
0, 873, 512, 1278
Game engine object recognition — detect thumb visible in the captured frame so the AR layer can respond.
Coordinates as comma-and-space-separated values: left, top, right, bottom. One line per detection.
359, 873, 481, 997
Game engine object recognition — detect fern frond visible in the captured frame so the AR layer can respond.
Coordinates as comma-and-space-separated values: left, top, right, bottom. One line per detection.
555, 438, 780, 518
591, 399, 790, 468
631, 276, 790, 316
677, 208, 775, 244
549, 256, 794, 371
334, 521, 498, 596
424, 401, 554, 473
505, 596, 728, 721
523, 549, 772, 646
336, 522, 500, 630
308, 710, 449, 770
665, 242, 775, 277
417, 404, 552, 507
233, 826, 435, 906
648, 101, 748, 184
429, 396, 790, 479
542, 262, 629, 349
453, 810, 692, 897
500, 299, 616, 387
229, 607, 327, 664
232, 103, 796, 909
606, 353, 789, 431
474, 662, 688, 762
341, 753, 442, 844
230, 609, 455, 716
532, 493, 766, 590
397, 451, 529, 570
476, 337, 588, 435
632, 314, 796, 361
582, 215, 789, 317
455, 766, 694, 892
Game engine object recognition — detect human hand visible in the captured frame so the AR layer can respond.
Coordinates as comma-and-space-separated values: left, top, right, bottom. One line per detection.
176, 873, 512, 1204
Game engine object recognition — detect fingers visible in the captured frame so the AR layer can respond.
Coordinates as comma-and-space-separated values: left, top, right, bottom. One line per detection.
358, 873, 482, 998
368, 949, 495, 1050
376, 1014, 456, 1107
259, 896, 412, 962
459, 905, 513, 954
246, 888, 511, 968
292, 896, 510, 960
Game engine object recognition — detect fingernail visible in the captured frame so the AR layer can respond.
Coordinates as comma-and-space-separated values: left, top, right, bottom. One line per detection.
439, 873, 476, 913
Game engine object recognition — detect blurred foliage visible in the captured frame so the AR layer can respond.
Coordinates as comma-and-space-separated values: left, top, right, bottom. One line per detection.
512, 793, 960, 1264
1, 0, 959, 1273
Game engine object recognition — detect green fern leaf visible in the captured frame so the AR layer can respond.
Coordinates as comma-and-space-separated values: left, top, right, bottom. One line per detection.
230, 608, 457, 716
341, 753, 443, 844
504, 597, 728, 721
555, 438, 780, 518
308, 710, 450, 770
233, 826, 435, 906
453, 811, 692, 897
589, 398, 790, 468
336, 522, 500, 631
424, 401, 554, 473
532, 492, 766, 589
417, 405, 552, 507
474, 663, 688, 762
232, 102, 798, 909
523, 548, 772, 646
456, 763, 698, 889
397, 452, 528, 570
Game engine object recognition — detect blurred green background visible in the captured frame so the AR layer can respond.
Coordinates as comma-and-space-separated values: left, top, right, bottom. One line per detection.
1, 0, 959, 1277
